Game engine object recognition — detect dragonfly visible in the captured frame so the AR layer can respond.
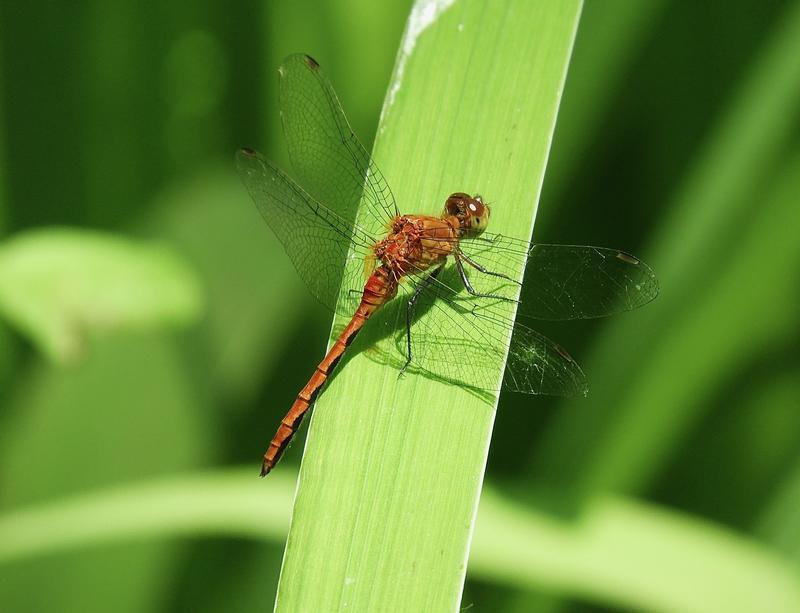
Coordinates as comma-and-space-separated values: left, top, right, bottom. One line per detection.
237, 54, 658, 476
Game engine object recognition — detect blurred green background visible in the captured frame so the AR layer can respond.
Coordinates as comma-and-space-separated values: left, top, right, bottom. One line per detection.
1, 1, 799, 611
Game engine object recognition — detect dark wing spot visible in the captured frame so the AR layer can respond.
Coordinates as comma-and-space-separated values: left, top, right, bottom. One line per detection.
616, 251, 640, 265
304, 55, 320, 70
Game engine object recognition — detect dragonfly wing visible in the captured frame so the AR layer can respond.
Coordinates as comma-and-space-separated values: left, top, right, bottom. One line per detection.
278, 54, 398, 233
236, 148, 373, 315
460, 236, 659, 321
374, 267, 587, 396
518, 244, 659, 320
504, 320, 587, 396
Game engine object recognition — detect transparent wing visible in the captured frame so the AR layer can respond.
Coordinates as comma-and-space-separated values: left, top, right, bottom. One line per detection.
236, 148, 374, 315
503, 321, 587, 395
458, 235, 659, 320
278, 53, 398, 233
519, 244, 659, 320
369, 234, 657, 394
358, 265, 587, 396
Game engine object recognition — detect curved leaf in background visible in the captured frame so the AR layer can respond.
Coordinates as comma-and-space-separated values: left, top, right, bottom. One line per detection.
0, 333, 212, 613
0, 228, 202, 362
1, 470, 798, 613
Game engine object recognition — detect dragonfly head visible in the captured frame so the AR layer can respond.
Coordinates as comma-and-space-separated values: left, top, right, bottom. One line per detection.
445, 193, 490, 237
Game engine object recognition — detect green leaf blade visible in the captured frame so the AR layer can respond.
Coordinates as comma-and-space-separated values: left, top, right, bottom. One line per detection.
274, 2, 583, 610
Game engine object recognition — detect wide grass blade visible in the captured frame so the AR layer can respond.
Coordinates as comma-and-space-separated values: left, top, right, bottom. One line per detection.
273, 1, 582, 610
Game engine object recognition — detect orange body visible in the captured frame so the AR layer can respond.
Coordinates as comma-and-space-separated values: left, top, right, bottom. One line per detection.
374, 214, 460, 278
260, 214, 461, 475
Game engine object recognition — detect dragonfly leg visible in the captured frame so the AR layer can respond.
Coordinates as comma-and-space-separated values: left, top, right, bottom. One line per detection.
456, 256, 520, 303
400, 264, 444, 377
459, 250, 522, 286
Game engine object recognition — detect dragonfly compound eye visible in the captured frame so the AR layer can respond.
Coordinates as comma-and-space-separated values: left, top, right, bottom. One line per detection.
466, 198, 489, 235
445, 192, 470, 216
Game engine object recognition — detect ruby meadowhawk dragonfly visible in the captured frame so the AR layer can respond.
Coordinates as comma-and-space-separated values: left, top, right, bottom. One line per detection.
237, 54, 658, 476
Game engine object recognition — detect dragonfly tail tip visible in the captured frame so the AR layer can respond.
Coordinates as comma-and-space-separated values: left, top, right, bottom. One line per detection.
260, 464, 271, 478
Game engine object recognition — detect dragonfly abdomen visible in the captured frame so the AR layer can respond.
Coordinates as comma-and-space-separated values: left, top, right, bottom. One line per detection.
260, 266, 398, 476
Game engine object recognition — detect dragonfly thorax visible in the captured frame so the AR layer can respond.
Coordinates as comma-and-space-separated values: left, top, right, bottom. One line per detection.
373, 215, 459, 279
445, 193, 490, 238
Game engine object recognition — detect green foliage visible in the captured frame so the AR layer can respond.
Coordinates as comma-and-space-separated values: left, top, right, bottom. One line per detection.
0, 229, 201, 361
530, 0, 800, 500
0, 1, 799, 612
2, 470, 799, 612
